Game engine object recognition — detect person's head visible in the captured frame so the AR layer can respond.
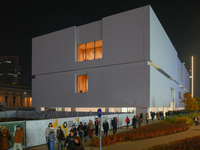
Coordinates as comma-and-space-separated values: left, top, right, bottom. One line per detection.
127, 116, 128, 118
96, 118, 97, 120
50, 127, 54, 131
70, 130, 74, 136
74, 136, 81, 144
2, 126, 6, 131
89, 120, 91, 123
17, 125, 21, 130
72, 124, 75, 128
91, 121, 93, 124
49, 123, 52, 127
80, 122, 82, 125
58, 126, 61, 130
84, 123, 87, 126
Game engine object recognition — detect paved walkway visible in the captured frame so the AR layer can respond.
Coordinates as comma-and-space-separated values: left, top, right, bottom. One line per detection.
28, 119, 200, 150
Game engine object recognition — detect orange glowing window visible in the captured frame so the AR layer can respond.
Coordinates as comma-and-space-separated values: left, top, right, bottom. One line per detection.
78, 40, 102, 62
77, 75, 88, 93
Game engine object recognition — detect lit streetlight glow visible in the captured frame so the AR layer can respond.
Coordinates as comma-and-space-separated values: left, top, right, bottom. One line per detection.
191, 56, 194, 97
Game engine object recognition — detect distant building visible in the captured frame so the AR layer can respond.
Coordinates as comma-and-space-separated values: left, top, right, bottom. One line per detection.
32, 5, 190, 115
0, 56, 19, 84
0, 83, 32, 107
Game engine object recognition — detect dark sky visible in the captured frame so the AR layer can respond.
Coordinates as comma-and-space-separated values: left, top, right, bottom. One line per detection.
0, 1, 200, 96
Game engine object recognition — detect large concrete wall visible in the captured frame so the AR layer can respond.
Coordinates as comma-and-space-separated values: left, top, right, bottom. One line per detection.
32, 6, 150, 76
32, 62, 150, 107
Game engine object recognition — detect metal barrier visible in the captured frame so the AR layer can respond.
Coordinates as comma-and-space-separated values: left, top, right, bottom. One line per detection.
0, 121, 26, 149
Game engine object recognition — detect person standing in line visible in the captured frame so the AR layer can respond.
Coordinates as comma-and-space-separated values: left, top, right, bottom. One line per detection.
83, 123, 88, 142
56, 126, 65, 150
132, 116, 137, 129
138, 117, 142, 127
77, 122, 84, 141
46, 123, 53, 150
0, 126, 11, 150
95, 118, 99, 136
89, 121, 94, 140
125, 117, 130, 129
70, 136, 84, 150
146, 113, 149, 124
13, 125, 23, 150
47, 127, 57, 150
71, 125, 77, 136
87, 120, 91, 138
103, 119, 109, 136
64, 130, 75, 150
112, 117, 117, 134
165, 111, 168, 119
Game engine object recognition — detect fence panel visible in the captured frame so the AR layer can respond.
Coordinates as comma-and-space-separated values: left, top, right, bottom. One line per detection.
0, 121, 26, 148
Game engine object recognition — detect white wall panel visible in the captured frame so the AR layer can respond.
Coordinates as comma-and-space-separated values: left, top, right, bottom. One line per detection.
33, 62, 150, 108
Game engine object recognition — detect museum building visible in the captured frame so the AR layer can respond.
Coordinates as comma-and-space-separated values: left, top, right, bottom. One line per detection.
32, 5, 190, 115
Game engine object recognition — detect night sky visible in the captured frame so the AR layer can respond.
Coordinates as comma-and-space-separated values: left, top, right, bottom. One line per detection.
0, 1, 200, 96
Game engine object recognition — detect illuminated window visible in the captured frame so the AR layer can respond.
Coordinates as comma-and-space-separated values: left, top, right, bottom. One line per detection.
77, 75, 88, 93
78, 40, 102, 62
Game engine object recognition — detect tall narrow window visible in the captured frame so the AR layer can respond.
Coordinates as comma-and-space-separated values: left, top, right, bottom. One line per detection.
5, 96, 8, 104
13, 96, 16, 106
77, 75, 88, 93
78, 40, 102, 62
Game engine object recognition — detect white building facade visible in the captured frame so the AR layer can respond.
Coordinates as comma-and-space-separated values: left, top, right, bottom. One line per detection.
32, 6, 190, 115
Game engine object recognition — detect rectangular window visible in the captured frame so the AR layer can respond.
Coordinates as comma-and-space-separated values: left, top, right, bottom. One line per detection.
177, 69, 180, 79
77, 75, 88, 93
20, 97, 23, 106
179, 92, 182, 99
13, 96, 15, 106
78, 40, 102, 62
5, 96, 8, 103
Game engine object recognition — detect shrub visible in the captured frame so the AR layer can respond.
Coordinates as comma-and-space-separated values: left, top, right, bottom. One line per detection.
176, 116, 193, 125
148, 135, 200, 150
92, 122, 189, 147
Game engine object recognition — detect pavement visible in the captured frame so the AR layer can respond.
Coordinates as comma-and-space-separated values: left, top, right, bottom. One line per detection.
28, 119, 200, 150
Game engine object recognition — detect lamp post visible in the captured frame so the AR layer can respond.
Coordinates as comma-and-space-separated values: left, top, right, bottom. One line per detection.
191, 56, 194, 97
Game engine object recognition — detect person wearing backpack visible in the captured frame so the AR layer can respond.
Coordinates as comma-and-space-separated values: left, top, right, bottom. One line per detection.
0, 126, 11, 150
56, 126, 65, 150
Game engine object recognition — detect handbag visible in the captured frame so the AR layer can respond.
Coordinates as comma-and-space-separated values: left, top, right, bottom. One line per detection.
8, 135, 11, 141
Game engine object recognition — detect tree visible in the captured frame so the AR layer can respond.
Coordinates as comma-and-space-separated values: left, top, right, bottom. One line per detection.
181, 92, 198, 112
195, 95, 200, 110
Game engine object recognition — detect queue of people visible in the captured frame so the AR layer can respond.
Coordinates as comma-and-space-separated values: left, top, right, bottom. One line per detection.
0, 125, 23, 150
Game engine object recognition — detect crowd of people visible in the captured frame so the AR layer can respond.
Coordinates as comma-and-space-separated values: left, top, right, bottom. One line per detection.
0, 125, 23, 150
2, 111, 186, 150
44, 117, 118, 150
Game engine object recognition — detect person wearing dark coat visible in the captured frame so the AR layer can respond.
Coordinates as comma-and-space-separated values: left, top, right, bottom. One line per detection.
77, 122, 84, 141
132, 116, 137, 129
111, 117, 117, 134
70, 136, 84, 150
56, 126, 65, 150
103, 119, 109, 136
83, 123, 88, 142
72, 125, 77, 136
94, 118, 99, 136
64, 130, 75, 150
0, 126, 10, 150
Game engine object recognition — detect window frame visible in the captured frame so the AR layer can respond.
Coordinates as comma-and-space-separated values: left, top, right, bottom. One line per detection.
77, 74, 88, 93
77, 40, 102, 62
